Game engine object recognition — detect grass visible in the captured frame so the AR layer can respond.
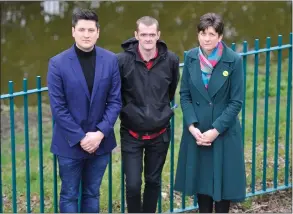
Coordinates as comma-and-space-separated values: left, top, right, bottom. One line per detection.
0, 58, 292, 213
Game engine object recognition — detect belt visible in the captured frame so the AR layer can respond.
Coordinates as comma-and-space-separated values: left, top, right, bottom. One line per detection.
129, 128, 167, 140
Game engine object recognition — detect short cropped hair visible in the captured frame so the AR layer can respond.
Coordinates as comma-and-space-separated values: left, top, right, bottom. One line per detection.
197, 13, 224, 36
72, 8, 99, 29
136, 16, 159, 31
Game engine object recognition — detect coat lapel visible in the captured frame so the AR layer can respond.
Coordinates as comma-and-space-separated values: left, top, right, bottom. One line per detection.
207, 42, 234, 98
188, 57, 212, 103
207, 61, 232, 98
187, 43, 235, 100
70, 49, 91, 101
90, 48, 103, 105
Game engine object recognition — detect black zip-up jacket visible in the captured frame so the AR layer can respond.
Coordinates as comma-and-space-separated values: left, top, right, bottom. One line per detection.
117, 37, 180, 133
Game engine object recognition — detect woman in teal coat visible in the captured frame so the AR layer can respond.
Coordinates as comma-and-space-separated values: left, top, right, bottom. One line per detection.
174, 13, 246, 213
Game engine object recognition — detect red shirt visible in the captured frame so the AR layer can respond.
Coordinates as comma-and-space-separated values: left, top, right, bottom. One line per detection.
137, 47, 159, 70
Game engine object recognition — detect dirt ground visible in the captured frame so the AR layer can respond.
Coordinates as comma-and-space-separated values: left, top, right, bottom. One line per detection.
186, 189, 292, 213
230, 189, 292, 213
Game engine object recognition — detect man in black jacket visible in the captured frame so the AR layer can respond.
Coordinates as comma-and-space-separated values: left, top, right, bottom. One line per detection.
117, 16, 180, 213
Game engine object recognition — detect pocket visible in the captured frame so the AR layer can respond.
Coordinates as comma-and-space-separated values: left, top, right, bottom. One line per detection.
57, 156, 82, 169
120, 101, 137, 122
153, 103, 173, 125
162, 128, 171, 143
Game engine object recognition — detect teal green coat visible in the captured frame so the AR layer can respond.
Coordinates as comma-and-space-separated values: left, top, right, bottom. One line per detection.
174, 43, 246, 202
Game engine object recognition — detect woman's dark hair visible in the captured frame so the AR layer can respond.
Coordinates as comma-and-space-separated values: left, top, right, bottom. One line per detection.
72, 8, 99, 29
197, 13, 224, 36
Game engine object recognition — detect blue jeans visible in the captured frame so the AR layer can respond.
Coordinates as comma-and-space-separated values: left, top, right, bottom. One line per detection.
57, 153, 110, 213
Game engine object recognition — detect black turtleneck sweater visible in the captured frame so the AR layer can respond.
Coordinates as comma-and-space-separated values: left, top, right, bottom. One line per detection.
74, 44, 96, 95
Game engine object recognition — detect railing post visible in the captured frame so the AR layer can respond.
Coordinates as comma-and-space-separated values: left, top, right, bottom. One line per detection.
121, 159, 125, 213
169, 99, 175, 212
37, 76, 44, 212
23, 78, 31, 212
9, 81, 17, 213
274, 35, 283, 189
52, 119, 58, 213
108, 153, 113, 213
285, 32, 292, 186
231, 42, 236, 51
242, 41, 248, 146
251, 39, 259, 194
263, 37, 271, 192
53, 154, 58, 213
181, 52, 187, 211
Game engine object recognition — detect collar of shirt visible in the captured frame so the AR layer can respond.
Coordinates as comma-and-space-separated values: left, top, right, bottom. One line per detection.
137, 46, 159, 70
74, 44, 96, 58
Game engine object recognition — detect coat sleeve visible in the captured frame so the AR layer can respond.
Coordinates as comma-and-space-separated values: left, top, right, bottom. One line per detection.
96, 56, 122, 137
47, 58, 86, 147
180, 57, 198, 127
212, 56, 244, 134
169, 53, 180, 102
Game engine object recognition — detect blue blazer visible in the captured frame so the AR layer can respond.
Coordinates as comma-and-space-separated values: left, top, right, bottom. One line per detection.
47, 45, 122, 159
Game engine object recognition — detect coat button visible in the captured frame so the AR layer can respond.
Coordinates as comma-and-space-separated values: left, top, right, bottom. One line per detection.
209, 102, 213, 106
196, 102, 200, 105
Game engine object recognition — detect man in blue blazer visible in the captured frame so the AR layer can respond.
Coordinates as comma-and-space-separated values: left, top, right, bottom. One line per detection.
47, 8, 121, 213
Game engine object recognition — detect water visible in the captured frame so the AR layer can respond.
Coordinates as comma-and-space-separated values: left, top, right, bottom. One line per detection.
1, 1, 292, 94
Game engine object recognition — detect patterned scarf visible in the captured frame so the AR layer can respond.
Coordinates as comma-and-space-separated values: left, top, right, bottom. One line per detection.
198, 42, 224, 88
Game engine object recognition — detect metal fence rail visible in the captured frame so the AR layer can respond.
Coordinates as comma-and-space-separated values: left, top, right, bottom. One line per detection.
0, 33, 292, 213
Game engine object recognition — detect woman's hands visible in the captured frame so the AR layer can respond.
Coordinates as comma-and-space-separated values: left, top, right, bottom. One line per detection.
188, 125, 219, 146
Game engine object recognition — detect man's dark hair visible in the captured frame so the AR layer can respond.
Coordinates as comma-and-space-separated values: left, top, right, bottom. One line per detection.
197, 13, 224, 36
72, 8, 99, 29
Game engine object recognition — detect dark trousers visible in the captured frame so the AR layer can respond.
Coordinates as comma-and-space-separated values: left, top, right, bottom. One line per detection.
121, 128, 170, 213
197, 194, 231, 213
57, 153, 110, 213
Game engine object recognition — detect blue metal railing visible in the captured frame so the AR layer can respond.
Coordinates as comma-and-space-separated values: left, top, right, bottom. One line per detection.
0, 33, 292, 213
